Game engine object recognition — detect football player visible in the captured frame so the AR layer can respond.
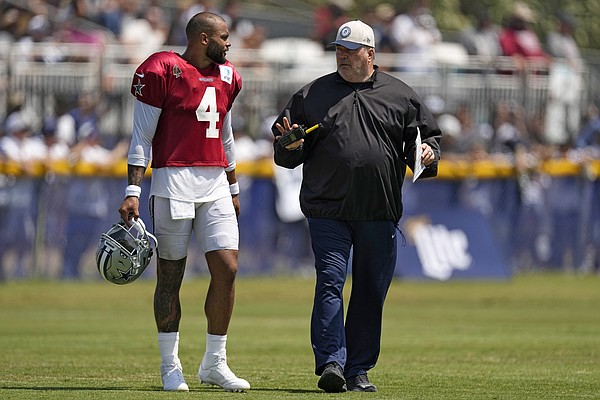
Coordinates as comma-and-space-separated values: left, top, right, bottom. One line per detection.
118, 12, 249, 392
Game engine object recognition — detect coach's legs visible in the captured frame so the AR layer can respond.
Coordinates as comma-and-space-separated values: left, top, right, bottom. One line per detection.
344, 220, 397, 379
308, 217, 352, 375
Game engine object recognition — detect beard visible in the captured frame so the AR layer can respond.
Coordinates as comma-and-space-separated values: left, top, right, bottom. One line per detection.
207, 40, 227, 64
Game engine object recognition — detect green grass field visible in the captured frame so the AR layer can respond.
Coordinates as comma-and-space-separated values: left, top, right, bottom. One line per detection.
1, 273, 599, 399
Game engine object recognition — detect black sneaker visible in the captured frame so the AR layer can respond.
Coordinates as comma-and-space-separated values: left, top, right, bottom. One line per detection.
346, 373, 377, 392
317, 362, 347, 393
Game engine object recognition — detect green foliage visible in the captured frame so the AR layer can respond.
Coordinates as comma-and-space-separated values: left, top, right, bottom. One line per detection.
1, 274, 599, 399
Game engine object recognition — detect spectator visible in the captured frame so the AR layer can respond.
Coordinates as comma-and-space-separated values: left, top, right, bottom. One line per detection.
14, 12, 68, 64
0, 112, 46, 279
499, 2, 548, 71
96, 0, 126, 37
54, 2, 108, 46
257, 114, 312, 273
423, 95, 464, 157
492, 99, 529, 154
41, 117, 71, 162
36, 117, 71, 278
452, 102, 494, 156
460, 8, 501, 61
366, 3, 397, 54
61, 122, 128, 279
0, 6, 29, 44
167, 0, 212, 46
120, 5, 169, 63
390, 0, 441, 72
575, 103, 600, 152
544, 11, 582, 146
312, 0, 352, 51
58, 92, 103, 147
220, 0, 255, 50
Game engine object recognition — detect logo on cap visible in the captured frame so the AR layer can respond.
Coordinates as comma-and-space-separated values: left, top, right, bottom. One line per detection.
340, 26, 351, 38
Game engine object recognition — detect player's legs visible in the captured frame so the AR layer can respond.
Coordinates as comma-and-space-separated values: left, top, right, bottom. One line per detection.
194, 196, 249, 391
151, 196, 193, 391
151, 196, 194, 332
154, 257, 186, 332
204, 249, 237, 334
194, 196, 240, 334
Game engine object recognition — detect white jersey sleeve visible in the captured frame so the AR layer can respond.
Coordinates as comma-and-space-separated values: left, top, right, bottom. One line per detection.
128, 99, 161, 167
221, 110, 236, 172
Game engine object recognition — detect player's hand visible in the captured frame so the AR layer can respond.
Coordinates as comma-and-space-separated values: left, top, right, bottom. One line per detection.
421, 143, 435, 166
275, 117, 304, 150
119, 196, 140, 226
232, 194, 240, 217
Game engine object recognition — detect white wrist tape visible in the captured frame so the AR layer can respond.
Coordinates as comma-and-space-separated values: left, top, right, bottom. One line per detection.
229, 182, 240, 195
125, 184, 142, 198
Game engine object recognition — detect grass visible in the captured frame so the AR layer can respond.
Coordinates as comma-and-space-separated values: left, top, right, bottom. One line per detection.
0, 273, 599, 399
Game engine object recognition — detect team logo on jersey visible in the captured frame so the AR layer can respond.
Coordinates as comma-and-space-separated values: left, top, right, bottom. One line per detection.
219, 65, 233, 85
173, 65, 182, 78
133, 78, 145, 96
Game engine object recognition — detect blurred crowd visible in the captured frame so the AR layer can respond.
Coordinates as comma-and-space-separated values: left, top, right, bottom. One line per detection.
1, 0, 598, 160
0, 0, 599, 279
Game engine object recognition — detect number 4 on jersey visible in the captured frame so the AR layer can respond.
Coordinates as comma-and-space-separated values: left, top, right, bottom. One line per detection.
196, 87, 219, 138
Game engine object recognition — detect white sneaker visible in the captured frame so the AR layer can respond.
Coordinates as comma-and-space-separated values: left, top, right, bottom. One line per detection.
197, 354, 250, 392
161, 363, 189, 391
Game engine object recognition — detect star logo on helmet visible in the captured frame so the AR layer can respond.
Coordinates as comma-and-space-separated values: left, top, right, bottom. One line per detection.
133, 79, 145, 96
117, 266, 136, 282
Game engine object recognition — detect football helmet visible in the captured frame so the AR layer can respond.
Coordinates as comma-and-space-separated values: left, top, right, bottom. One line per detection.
96, 218, 157, 285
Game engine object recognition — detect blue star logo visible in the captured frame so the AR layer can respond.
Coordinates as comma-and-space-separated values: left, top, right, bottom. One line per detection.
133, 79, 145, 96
117, 266, 136, 282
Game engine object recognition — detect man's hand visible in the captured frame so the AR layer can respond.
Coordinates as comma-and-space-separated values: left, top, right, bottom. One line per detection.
232, 195, 240, 217
119, 196, 140, 226
275, 116, 304, 150
421, 143, 436, 166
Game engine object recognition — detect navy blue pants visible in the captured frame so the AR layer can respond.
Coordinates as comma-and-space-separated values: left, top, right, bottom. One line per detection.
308, 217, 397, 378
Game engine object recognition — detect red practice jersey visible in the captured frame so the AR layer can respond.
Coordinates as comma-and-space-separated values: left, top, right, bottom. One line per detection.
130, 51, 242, 168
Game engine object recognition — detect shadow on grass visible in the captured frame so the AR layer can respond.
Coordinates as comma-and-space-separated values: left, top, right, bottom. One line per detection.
0, 385, 322, 394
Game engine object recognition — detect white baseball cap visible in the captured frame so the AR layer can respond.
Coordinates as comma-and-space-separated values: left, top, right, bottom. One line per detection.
330, 20, 375, 50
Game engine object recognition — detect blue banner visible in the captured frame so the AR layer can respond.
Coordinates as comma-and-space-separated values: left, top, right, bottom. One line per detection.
396, 209, 511, 280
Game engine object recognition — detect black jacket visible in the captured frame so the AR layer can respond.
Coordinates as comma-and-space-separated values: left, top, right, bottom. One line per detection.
272, 67, 442, 223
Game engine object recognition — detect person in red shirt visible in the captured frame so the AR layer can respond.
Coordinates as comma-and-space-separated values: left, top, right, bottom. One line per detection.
118, 12, 249, 392
499, 2, 549, 70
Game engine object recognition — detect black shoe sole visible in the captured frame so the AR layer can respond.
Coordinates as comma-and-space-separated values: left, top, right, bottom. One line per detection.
318, 371, 347, 393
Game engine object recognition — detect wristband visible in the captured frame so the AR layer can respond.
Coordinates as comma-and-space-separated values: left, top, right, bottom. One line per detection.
229, 182, 240, 195
125, 184, 141, 198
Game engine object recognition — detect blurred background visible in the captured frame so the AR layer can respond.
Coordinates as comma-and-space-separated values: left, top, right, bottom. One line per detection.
0, 0, 599, 281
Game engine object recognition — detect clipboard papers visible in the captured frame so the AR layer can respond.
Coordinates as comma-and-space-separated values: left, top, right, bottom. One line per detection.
413, 127, 426, 183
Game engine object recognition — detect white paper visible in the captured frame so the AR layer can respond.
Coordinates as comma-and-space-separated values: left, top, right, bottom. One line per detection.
413, 127, 425, 183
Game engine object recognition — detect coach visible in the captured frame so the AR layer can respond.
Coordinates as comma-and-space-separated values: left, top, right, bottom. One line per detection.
272, 20, 442, 392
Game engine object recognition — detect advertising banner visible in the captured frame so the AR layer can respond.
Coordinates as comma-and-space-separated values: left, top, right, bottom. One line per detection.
395, 209, 511, 280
